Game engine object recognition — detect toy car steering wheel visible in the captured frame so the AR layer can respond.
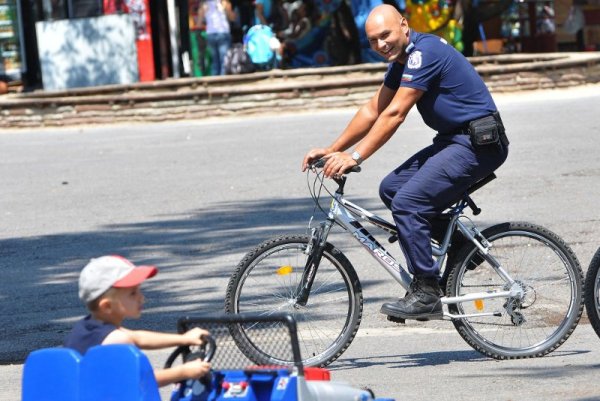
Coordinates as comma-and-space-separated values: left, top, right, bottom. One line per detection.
165, 334, 217, 401
164, 334, 216, 368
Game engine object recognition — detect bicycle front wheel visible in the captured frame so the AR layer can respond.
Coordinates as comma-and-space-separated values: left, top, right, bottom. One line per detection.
225, 234, 363, 367
584, 247, 600, 339
447, 222, 583, 359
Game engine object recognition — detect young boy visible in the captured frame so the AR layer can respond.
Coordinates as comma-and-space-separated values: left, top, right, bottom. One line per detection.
64, 255, 211, 387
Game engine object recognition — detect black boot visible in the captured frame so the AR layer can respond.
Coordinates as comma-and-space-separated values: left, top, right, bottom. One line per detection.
380, 276, 443, 321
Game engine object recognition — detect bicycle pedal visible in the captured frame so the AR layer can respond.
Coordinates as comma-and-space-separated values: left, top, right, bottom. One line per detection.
387, 315, 406, 324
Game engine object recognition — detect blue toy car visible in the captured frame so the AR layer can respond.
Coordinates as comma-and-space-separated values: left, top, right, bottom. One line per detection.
22, 313, 395, 401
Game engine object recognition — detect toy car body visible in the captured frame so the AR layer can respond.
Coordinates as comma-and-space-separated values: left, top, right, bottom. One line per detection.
22, 312, 395, 401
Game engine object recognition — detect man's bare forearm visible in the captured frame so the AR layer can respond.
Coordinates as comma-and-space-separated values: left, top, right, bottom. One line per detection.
328, 102, 379, 152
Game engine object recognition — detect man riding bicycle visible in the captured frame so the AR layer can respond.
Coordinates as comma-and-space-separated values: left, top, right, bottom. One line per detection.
301, 5, 509, 321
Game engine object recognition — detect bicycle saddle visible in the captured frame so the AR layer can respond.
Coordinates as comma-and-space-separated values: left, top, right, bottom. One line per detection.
466, 173, 496, 196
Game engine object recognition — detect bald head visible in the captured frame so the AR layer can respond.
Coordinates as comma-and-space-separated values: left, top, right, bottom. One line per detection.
365, 5, 410, 63
366, 4, 404, 28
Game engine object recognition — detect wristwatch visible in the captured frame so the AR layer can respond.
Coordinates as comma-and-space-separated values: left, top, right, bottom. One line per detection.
351, 150, 363, 165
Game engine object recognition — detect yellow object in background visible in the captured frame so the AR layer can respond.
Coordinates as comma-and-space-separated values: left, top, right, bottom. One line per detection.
405, 0, 463, 51
277, 265, 294, 275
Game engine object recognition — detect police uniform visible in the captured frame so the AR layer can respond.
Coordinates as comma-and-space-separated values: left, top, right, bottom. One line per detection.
378, 31, 509, 278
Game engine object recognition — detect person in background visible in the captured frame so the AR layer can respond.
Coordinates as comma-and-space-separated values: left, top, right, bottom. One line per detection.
232, 0, 255, 32
278, 0, 311, 67
538, 1, 556, 34
280, 0, 312, 40
255, 0, 289, 31
198, 0, 237, 75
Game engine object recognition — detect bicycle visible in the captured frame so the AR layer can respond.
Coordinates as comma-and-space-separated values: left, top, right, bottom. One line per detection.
225, 160, 584, 367
584, 248, 600, 339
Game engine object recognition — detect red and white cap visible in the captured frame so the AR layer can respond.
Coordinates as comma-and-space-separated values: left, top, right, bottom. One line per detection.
78, 255, 158, 303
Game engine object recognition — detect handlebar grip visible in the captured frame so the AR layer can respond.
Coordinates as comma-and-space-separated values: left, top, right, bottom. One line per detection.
309, 159, 327, 168
310, 158, 361, 174
312, 158, 326, 168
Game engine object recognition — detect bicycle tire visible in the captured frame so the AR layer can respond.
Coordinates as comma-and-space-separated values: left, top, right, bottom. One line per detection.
584, 247, 600, 339
447, 221, 583, 359
225, 234, 363, 367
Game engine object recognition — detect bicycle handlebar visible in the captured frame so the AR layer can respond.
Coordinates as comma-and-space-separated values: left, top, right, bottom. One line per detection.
310, 158, 362, 174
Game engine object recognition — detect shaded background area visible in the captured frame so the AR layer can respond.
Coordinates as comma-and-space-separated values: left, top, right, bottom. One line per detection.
0, 110, 400, 364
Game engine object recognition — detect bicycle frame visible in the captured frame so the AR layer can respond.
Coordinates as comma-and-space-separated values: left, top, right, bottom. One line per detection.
300, 174, 525, 320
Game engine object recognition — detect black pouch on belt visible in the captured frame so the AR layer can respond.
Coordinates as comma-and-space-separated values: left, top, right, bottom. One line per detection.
468, 114, 501, 147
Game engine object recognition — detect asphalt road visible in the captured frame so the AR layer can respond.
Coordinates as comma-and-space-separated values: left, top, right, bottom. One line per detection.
1, 84, 600, 400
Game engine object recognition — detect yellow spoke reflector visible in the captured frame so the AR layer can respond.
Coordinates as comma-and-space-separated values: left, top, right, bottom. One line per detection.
474, 299, 484, 311
277, 265, 293, 275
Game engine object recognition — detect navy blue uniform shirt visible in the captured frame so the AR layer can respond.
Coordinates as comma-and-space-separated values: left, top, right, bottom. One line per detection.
383, 31, 497, 133
64, 315, 117, 355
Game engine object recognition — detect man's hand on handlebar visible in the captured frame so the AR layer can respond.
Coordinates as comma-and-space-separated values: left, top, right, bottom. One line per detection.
302, 149, 359, 178
321, 152, 359, 178
302, 148, 329, 172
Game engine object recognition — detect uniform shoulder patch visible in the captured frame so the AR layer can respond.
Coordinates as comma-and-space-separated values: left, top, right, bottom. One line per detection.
407, 50, 422, 69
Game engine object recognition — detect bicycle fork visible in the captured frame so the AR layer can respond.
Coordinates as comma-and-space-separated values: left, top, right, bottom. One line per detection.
294, 220, 334, 306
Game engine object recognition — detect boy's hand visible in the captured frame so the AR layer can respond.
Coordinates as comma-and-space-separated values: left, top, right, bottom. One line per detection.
182, 327, 210, 346
182, 360, 212, 379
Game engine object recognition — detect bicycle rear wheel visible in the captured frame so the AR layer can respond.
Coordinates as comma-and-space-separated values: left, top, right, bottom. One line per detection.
447, 222, 583, 359
225, 234, 363, 367
584, 247, 600, 339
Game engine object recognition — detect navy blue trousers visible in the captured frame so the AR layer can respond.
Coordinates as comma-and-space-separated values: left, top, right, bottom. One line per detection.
379, 134, 508, 278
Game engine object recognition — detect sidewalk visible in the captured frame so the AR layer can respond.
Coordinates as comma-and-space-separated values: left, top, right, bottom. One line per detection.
1, 52, 599, 129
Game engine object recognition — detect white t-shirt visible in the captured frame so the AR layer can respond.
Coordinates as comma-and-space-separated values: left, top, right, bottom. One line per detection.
205, 0, 230, 34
